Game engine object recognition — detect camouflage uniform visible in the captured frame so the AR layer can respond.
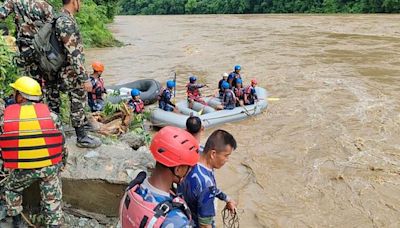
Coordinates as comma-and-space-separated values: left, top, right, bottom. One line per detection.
0, 0, 54, 82
0, 102, 67, 226
52, 8, 89, 128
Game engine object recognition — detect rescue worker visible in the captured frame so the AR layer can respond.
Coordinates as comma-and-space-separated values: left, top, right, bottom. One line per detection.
0, 0, 54, 82
127, 88, 144, 114
186, 115, 203, 143
219, 81, 236, 110
159, 80, 179, 113
179, 129, 237, 228
119, 126, 199, 227
88, 61, 106, 112
187, 76, 206, 109
218, 73, 229, 98
51, 0, 101, 148
244, 79, 258, 105
0, 76, 66, 227
228, 65, 241, 88
233, 78, 245, 106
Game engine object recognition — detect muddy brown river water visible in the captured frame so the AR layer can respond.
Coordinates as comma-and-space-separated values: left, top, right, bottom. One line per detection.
86, 15, 400, 227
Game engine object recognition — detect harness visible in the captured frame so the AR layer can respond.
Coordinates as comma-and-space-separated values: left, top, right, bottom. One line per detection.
0, 103, 64, 169
90, 76, 105, 101
234, 87, 244, 99
129, 99, 145, 113
120, 172, 192, 228
223, 89, 236, 108
186, 83, 201, 99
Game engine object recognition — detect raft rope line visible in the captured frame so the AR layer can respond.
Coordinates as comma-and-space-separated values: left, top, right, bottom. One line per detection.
221, 208, 240, 228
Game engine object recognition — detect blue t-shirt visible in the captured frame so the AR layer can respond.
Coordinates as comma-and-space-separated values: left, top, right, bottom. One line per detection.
136, 178, 191, 228
179, 163, 228, 227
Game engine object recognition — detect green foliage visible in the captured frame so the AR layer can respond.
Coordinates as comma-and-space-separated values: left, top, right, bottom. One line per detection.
47, 0, 120, 47
60, 93, 71, 125
102, 101, 124, 117
0, 35, 19, 96
119, 0, 400, 14
129, 111, 152, 145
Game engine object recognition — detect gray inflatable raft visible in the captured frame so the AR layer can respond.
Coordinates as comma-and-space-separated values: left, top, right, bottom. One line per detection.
150, 87, 268, 129
106, 79, 162, 105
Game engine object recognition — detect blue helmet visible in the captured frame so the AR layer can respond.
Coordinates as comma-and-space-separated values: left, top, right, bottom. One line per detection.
236, 78, 243, 84
189, 76, 197, 83
166, 80, 175, 88
131, 88, 140, 97
234, 65, 241, 71
222, 81, 230, 89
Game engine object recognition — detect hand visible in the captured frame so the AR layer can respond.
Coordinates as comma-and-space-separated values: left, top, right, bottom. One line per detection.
83, 80, 93, 92
225, 200, 237, 214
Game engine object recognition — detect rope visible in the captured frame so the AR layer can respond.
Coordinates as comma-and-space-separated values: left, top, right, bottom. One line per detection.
21, 212, 36, 228
221, 208, 240, 228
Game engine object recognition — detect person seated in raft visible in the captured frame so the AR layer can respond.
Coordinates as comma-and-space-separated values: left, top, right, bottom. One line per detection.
215, 81, 236, 110
218, 72, 229, 98
88, 61, 107, 112
127, 88, 145, 114
187, 75, 207, 109
228, 65, 242, 88
244, 79, 259, 105
233, 78, 245, 106
159, 80, 179, 113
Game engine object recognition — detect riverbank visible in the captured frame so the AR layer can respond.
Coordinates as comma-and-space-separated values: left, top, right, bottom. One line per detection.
86, 14, 400, 227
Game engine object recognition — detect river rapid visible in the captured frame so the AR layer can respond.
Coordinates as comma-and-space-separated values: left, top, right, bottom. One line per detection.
86, 15, 400, 227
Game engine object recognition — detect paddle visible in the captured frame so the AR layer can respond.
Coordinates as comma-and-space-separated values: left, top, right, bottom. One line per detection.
172, 71, 177, 104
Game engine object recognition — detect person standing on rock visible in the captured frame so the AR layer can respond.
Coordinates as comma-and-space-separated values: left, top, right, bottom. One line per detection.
51, 0, 101, 148
179, 129, 238, 228
88, 61, 106, 112
0, 76, 67, 227
120, 126, 199, 227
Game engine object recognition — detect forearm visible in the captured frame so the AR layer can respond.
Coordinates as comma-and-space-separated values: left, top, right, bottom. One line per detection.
216, 190, 229, 202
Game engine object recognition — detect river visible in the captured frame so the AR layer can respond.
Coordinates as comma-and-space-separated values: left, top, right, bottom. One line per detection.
86, 15, 400, 227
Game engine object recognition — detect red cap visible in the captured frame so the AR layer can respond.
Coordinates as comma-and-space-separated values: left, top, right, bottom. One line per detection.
150, 126, 199, 167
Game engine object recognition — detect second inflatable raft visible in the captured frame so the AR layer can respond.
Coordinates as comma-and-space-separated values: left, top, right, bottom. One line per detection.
150, 87, 268, 129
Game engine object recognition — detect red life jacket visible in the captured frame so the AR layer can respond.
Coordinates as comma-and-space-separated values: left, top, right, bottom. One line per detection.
0, 103, 64, 169
234, 87, 244, 99
90, 77, 105, 101
186, 83, 201, 99
133, 100, 144, 113
120, 172, 192, 228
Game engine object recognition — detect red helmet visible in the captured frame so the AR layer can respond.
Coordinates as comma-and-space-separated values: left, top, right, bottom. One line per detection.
92, 61, 105, 72
150, 126, 199, 167
251, 79, 258, 85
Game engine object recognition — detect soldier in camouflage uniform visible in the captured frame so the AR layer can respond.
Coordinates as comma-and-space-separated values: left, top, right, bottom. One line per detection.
52, 0, 101, 148
0, 76, 67, 227
0, 0, 54, 83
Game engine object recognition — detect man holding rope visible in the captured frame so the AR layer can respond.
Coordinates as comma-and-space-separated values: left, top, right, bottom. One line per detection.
179, 129, 238, 227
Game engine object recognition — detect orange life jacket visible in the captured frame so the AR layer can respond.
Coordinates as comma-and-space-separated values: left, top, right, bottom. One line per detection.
0, 103, 64, 169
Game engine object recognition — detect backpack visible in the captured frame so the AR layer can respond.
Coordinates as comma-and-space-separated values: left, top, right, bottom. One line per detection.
32, 13, 67, 81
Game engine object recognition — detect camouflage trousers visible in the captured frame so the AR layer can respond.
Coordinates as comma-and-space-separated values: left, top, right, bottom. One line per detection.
21, 60, 87, 128
2, 164, 63, 226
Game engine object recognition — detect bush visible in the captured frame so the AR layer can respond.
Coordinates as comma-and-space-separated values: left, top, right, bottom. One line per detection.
0, 34, 19, 96
47, 0, 120, 47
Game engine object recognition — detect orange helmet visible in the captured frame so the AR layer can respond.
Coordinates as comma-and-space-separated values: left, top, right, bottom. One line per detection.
150, 126, 199, 167
92, 61, 105, 72
251, 79, 258, 85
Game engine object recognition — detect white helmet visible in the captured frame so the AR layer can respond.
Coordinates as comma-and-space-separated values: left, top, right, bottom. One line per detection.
222, 72, 229, 78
